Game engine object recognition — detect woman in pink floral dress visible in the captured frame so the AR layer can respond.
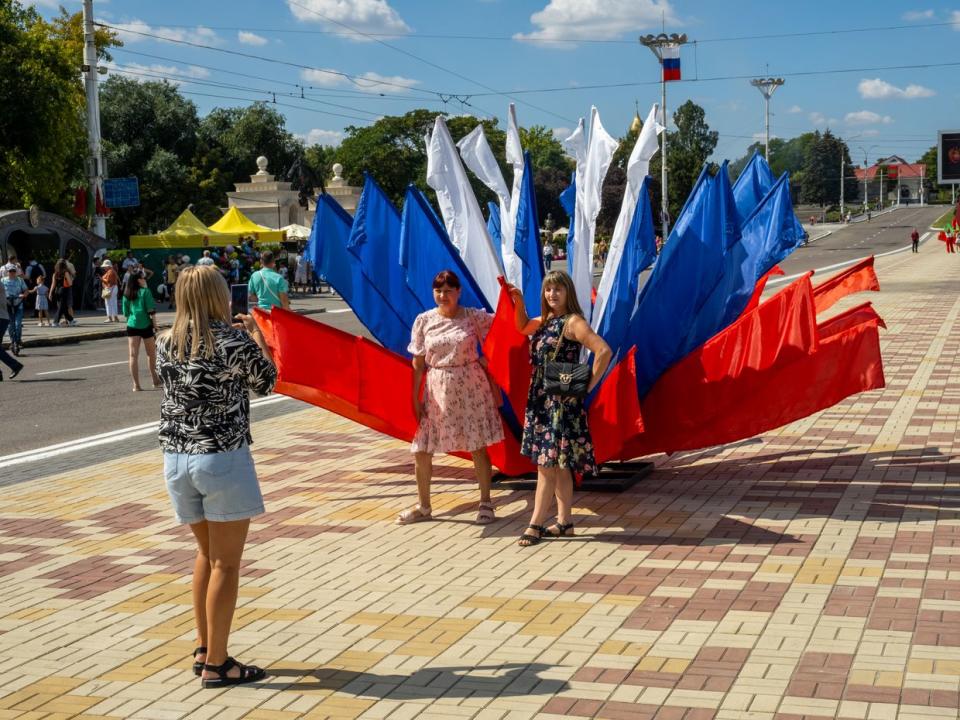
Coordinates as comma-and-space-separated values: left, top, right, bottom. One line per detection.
397, 270, 503, 526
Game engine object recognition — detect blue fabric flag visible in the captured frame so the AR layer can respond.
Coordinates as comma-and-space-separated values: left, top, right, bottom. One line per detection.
399, 185, 491, 312
595, 177, 657, 364
308, 193, 412, 356
741, 172, 806, 282
514, 151, 545, 319
732, 152, 776, 221
559, 173, 576, 278
348, 174, 425, 328
627, 165, 741, 396
486, 201, 502, 265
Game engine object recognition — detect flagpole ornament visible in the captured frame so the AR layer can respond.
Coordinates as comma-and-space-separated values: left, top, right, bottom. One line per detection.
750, 77, 785, 162
639, 32, 688, 244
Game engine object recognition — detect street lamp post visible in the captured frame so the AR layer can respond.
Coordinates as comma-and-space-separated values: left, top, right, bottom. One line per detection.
639, 32, 688, 243
82, 0, 107, 238
749, 77, 784, 161
859, 145, 878, 213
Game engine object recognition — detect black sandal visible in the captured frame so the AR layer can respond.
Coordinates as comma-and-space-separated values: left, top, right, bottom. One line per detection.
192, 646, 207, 676
545, 521, 575, 537
201, 657, 266, 688
518, 524, 548, 547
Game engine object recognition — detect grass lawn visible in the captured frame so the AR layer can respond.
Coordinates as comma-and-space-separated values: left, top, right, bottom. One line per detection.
932, 208, 956, 228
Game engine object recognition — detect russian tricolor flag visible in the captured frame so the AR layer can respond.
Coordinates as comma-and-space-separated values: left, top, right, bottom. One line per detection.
662, 44, 681, 82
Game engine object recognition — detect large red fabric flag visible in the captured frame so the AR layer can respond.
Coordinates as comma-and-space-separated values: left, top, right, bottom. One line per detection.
741, 265, 784, 315
482, 279, 532, 420
588, 347, 644, 464
812, 256, 879, 314
257, 308, 533, 475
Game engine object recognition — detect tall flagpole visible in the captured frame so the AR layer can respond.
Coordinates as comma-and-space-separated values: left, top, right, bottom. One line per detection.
639, 32, 687, 243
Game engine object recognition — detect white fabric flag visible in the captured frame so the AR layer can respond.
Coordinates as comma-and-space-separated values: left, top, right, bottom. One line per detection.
456, 123, 522, 287
565, 107, 618, 322
503, 104, 525, 288
426, 115, 504, 308
592, 103, 663, 333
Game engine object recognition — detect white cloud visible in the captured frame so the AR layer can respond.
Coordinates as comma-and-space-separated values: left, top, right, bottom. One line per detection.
860, 129, 881, 137
300, 68, 418, 94
238, 30, 268, 46
112, 19, 219, 45
845, 110, 893, 125
514, 0, 677, 44
787, 105, 803, 114
903, 9, 934, 20
952, 10, 960, 28
858, 78, 935, 100
551, 127, 572, 141
809, 112, 827, 126
301, 128, 344, 147
106, 62, 211, 83
286, 0, 410, 37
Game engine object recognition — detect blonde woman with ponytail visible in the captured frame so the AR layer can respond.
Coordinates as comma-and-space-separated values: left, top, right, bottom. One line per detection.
156, 265, 276, 689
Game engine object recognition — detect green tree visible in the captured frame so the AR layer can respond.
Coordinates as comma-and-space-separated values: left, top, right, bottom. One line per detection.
99, 77, 201, 236
0, 3, 119, 214
648, 100, 719, 225
799, 130, 856, 207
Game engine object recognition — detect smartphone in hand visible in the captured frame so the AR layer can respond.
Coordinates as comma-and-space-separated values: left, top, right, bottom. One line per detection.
231, 283, 249, 318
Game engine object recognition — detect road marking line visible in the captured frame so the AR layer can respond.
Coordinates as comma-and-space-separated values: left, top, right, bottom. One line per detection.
768, 232, 932, 286
36, 361, 127, 376
0, 395, 291, 469
325, 308, 352, 314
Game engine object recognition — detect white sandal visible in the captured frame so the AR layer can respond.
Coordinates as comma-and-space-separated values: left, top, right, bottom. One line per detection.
396, 505, 432, 525
475, 502, 496, 525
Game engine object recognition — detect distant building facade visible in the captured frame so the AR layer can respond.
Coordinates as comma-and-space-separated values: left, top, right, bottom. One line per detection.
854, 155, 926, 207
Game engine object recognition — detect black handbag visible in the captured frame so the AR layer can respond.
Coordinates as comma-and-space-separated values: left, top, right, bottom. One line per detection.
543, 316, 590, 398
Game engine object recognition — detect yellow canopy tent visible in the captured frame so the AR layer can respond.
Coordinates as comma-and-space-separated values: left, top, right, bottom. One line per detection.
209, 207, 286, 244
130, 209, 238, 249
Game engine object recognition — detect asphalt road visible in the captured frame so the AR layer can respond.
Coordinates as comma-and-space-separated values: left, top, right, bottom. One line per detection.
0, 204, 947, 460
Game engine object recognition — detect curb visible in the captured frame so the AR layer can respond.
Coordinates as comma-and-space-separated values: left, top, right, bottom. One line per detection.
12, 307, 327, 350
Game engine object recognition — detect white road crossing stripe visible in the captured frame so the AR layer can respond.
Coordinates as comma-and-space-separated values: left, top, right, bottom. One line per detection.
325, 308, 352, 314
36, 360, 127, 376
0, 394, 291, 470
768, 232, 932, 286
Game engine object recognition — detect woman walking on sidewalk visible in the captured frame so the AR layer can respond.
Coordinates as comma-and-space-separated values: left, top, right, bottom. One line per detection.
398, 269, 504, 526
157, 265, 276, 688
101, 260, 121, 323
49, 260, 74, 327
122, 272, 160, 391
2, 264, 27, 355
0, 281, 24, 380
508, 271, 611, 547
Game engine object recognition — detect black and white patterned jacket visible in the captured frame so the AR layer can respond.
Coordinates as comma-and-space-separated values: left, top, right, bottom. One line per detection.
157, 321, 277, 453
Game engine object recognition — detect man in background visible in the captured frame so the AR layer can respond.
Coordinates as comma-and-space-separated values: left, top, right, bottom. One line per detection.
248, 250, 290, 312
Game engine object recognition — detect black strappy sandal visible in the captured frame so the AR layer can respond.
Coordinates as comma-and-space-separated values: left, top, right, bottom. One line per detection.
192, 646, 207, 676
201, 657, 266, 688
518, 524, 548, 547
545, 521, 575, 538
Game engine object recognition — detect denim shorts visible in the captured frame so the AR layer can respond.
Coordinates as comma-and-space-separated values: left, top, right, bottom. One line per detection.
163, 445, 264, 524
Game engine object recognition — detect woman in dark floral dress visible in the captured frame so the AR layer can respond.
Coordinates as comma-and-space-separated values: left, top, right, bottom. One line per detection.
509, 270, 611, 547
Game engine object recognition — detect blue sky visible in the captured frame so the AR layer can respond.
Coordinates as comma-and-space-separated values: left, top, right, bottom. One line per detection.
32, 0, 960, 166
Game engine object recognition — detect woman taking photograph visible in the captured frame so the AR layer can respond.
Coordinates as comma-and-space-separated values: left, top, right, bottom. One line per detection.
398, 269, 503, 526
509, 270, 611, 547
101, 259, 120, 323
157, 265, 276, 688
49, 259, 74, 327
122, 272, 160, 391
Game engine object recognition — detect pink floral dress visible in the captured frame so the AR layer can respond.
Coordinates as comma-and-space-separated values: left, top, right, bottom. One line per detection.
409, 307, 504, 454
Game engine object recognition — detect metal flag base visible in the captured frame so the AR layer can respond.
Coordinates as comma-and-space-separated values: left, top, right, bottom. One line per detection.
492, 460, 654, 492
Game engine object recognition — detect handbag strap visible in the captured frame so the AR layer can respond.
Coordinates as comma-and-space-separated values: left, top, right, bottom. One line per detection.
549, 315, 570, 363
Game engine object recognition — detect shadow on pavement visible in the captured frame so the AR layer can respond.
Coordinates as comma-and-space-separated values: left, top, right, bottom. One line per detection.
257, 663, 567, 697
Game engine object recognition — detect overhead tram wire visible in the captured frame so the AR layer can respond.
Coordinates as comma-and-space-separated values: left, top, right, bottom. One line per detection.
106, 63, 392, 120
284, 0, 573, 124
100, 26, 497, 120
126, 19, 960, 45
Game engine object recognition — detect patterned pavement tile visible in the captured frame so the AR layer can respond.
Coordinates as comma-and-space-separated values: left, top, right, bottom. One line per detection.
1, 244, 959, 719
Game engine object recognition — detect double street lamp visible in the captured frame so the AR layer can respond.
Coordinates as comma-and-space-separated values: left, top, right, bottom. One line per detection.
639, 32, 688, 242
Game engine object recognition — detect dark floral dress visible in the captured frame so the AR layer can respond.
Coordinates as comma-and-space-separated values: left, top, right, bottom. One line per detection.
520, 315, 597, 476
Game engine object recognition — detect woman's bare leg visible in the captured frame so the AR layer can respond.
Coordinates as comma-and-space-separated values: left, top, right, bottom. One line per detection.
471, 449, 492, 504
414, 452, 432, 510
128, 336, 142, 390
188, 521, 211, 662
144, 336, 160, 386
552, 467, 574, 530
201, 519, 250, 679
520, 466, 557, 544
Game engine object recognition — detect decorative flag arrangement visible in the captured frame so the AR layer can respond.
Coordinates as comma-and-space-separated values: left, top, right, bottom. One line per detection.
268, 104, 887, 476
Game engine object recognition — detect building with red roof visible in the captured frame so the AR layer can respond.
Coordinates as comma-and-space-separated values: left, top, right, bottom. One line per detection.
853, 155, 927, 207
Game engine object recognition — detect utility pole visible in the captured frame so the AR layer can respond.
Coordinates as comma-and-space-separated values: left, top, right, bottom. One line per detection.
639, 32, 688, 243
82, 0, 106, 237
839, 151, 845, 221
749, 77, 784, 161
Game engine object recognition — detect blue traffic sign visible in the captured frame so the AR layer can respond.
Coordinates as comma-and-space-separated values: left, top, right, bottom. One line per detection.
104, 177, 140, 208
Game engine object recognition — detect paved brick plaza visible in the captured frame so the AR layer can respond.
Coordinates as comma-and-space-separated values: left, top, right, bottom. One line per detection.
1, 241, 958, 720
